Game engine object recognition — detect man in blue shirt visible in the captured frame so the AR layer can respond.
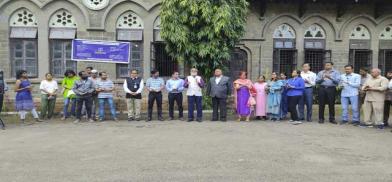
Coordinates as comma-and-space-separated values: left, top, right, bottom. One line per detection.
316, 62, 340, 124
146, 70, 165, 121
166, 71, 184, 120
339, 65, 361, 125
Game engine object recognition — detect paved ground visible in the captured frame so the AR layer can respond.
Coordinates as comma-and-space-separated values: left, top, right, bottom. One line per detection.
0, 119, 392, 182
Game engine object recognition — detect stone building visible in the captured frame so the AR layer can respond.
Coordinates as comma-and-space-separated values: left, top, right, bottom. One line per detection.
1, 0, 392, 111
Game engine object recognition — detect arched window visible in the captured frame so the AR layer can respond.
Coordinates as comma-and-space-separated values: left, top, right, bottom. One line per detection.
304, 24, 329, 73
349, 25, 372, 73
9, 8, 38, 77
153, 16, 162, 41
273, 24, 297, 74
116, 11, 144, 78
379, 25, 392, 74
273, 24, 296, 39
82, 0, 109, 10
350, 25, 370, 40
304, 24, 325, 39
49, 9, 77, 77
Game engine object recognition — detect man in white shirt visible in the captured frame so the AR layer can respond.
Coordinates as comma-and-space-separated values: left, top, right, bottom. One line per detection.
299, 63, 317, 122
184, 68, 205, 122
123, 69, 144, 121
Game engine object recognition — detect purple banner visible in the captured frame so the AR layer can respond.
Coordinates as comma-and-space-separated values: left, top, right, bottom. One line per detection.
71, 39, 130, 64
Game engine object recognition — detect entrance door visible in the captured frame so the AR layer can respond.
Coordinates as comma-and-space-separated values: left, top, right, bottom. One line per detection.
379, 49, 392, 74
349, 49, 372, 73
273, 49, 297, 74
151, 42, 178, 77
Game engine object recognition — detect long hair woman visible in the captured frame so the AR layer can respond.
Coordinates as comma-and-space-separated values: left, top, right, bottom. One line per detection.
266, 72, 284, 121
279, 72, 289, 119
233, 71, 253, 122
14, 70, 41, 123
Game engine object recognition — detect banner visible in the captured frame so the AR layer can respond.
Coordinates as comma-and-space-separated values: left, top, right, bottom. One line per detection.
71, 39, 130, 64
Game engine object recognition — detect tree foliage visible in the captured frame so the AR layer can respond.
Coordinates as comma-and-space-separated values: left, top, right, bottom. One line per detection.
160, 0, 249, 78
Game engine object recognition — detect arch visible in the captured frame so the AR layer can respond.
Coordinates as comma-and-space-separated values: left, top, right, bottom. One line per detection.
379, 25, 392, 40
101, 0, 154, 29
349, 24, 371, 40
153, 16, 161, 30
49, 9, 77, 28
116, 11, 144, 29
273, 24, 296, 39
0, 0, 41, 10
304, 24, 326, 39
9, 8, 38, 27
302, 14, 337, 40
261, 14, 301, 39
339, 14, 377, 40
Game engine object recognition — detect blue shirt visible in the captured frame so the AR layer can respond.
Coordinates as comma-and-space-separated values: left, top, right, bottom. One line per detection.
166, 79, 184, 93
316, 69, 341, 87
340, 73, 361, 97
286, 77, 305, 96
146, 77, 165, 91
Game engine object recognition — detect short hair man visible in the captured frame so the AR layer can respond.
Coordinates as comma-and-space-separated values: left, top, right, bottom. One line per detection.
206, 68, 232, 122
146, 70, 165, 121
339, 65, 361, 125
123, 69, 144, 121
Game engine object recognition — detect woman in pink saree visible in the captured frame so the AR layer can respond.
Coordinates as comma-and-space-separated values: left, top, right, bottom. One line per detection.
254, 75, 267, 120
234, 71, 253, 122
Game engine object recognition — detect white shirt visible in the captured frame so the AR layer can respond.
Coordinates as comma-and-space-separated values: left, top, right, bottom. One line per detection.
388, 79, 392, 89
301, 71, 317, 87
39, 80, 58, 95
215, 76, 222, 84
186, 76, 203, 96
123, 79, 144, 94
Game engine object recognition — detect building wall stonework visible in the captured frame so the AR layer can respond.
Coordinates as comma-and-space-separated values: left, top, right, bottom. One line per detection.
1, 0, 392, 112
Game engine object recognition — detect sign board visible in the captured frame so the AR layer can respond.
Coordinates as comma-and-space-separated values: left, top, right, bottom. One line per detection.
72, 39, 131, 64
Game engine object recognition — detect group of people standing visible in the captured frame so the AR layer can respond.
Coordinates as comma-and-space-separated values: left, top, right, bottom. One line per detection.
5, 62, 392, 131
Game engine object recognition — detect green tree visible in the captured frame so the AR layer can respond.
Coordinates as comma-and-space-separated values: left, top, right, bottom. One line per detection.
160, 0, 249, 78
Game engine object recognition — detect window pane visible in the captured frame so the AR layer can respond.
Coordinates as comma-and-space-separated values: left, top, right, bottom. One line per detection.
53, 42, 62, 51
65, 60, 77, 71
25, 41, 35, 50
132, 52, 141, 60
25, 49, 36, 58
117, 64, 129, 78
15, 51, 23, 58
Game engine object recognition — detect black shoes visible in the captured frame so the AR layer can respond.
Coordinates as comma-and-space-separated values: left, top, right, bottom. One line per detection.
196, 118, 203, 122
128, 117, 134, 122
329, 120, 337, 124
319, 119, 324, 124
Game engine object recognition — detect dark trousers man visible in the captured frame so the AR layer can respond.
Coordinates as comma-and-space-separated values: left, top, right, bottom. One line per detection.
168, 93, 183, 119
212, 97, 227, 121
148, 92, 163, 119
383, 100, 391, 126
288, 95, 302, 121
188, 96, 202, 121
318, 86, 336, 123
298, 87, 313, 121
76, 96, 92, 119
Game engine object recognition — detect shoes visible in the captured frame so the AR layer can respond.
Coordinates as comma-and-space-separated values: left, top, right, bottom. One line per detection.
135, 118, 141, 121
88, 119, 95, 123
128, 117, 134, 122
73, 119, 80, 124
169, 117, 174, 121
61, 117, 66, 121
187, 119, 193, 122
211, 119, 218, 121
351, 121, 360, 126
292, 121, 303, 125
329, 120, 337, 124
158, 117, 164, 121
99, 118, 104, 122
255, 116, 261, 120
35, 118, 44, 122
359, 123, 373, 128
147, 118, 152, 122
196, 118, 202, 122
179, 117, 184, 121
319, 119, 324, 124
113, 118, 118, 121
376, 125, 384, 129
340, 120, 348, 125
220, 119, 227, 122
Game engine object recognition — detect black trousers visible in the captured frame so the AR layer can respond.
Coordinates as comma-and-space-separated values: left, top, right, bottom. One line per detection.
288, 95, 301, 121
148, 92, 162, 118
0, 94, 3, 113
168, 93, 183, 118
383, 100, 391, 126
318, 86, 336, 121
76, 96, 92, 119
212, 97, 227, 121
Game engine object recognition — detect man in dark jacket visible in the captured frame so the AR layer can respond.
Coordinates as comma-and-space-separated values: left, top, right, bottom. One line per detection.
206, 69, 232, 121
123, 69, 144, 121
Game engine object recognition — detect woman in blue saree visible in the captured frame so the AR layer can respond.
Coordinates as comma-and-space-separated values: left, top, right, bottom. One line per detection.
267, 72, 284, 121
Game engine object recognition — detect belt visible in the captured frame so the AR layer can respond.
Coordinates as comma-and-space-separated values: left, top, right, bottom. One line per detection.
320, 85, 336, 88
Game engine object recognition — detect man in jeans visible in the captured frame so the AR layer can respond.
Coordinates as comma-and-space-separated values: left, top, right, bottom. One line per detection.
339, 65, 361, 125
146, 70, 165, 121
123, 69, 144, 121
299, 63, 316, 122
72, 71, 95, 123
166, 71, 184, 120
96, 72, 117, 122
